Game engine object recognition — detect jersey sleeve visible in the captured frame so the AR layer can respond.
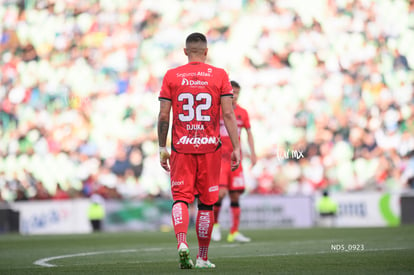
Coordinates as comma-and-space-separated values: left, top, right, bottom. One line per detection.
220, 70, 233, 97
159, 71, 172, 101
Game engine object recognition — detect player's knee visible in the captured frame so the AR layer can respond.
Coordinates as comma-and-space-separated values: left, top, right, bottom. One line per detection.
229, 190, 242, 201
198, 203, 213, 211
230, 201, 240, 208
173, 200, 189, 208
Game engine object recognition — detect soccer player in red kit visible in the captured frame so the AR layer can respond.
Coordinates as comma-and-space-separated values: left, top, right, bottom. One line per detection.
212, 80, 257, 243
157, 32, 241, 269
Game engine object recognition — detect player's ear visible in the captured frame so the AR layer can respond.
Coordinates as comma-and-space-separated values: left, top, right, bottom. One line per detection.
204, 48, 208, 56
184, 48, 188, 56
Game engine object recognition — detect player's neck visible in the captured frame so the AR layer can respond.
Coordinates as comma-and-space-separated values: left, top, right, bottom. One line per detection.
188, 57, 206, 63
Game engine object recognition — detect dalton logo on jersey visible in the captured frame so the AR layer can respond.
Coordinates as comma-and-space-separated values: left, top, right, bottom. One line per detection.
181, 78, 209, 86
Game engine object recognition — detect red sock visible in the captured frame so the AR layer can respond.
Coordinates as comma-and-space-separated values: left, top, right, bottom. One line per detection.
196, 209, 214, 260
213, 205, 221, 225
230, 206, 240, 234
172, 202, 189, 247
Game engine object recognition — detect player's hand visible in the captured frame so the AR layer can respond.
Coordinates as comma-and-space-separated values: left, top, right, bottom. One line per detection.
231, 149, 241, 171
159, 147, 170, 172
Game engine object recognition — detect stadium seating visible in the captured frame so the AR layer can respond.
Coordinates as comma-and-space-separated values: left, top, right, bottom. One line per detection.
0, 0, 413, 201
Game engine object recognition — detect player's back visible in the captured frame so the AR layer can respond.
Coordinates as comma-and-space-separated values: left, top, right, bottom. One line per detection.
159, 62, 233, 154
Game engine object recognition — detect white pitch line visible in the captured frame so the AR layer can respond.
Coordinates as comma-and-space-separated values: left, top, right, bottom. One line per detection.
34, 248, 158, 267
33, 244, 238, 268
33, 245, 411, 268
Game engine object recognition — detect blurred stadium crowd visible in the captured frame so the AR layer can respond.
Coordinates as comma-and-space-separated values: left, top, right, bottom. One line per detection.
1, 0, 413, 202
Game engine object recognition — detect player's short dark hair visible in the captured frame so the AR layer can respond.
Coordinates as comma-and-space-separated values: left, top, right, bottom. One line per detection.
186, 32, 207, 46
230, 80, 240, 89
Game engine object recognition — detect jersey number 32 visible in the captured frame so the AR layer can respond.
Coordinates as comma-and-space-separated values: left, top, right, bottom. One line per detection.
178, 92, 212, 122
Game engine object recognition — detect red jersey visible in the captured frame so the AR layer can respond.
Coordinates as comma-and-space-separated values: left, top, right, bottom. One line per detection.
219, 104, 251, 155
159, 62, 233, 154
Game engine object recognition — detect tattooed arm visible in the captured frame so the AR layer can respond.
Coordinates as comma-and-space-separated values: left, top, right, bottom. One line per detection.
158, 99, 172, 171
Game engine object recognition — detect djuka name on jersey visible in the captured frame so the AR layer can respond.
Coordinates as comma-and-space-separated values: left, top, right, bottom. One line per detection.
186, 124, 205, 130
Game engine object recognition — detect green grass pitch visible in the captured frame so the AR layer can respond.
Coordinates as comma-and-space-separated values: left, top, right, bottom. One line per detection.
1, 226, 413, 274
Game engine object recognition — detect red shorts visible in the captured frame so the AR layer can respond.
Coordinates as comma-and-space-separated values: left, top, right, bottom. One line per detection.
220, 153, 245, 191
170, 149, 221, 205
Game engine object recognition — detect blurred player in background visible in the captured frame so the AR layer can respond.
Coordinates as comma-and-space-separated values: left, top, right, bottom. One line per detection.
157, 32, 241, 269
212, 80, 257, 243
